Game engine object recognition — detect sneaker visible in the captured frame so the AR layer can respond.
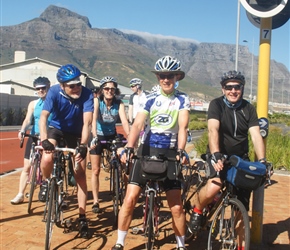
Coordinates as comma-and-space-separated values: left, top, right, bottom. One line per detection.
92, 203, 101, 213
189, 211, 203, 232
78, 218, 89, 238
87, 162, 92, 170
38, 181, 48, 202
111, 244, 124, 250
10, 193, 24, 204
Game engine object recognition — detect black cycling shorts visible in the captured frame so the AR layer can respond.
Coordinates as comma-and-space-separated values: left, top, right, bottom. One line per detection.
47, 127, 80, 148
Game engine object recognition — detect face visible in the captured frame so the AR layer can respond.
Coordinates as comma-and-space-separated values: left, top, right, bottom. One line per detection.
35, 86, 48, 98
102, 82, 116, 100
62, 81, 82, 99
130, 84, 138, 93
222, 81, 243, 103
156, 73, 177, 94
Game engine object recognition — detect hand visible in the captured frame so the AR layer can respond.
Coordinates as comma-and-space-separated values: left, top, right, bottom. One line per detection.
18, 130, 25, 140
177, 149, 189, 164
41, 139, 55, 151
76, 144, 87, 162
90, 136, 98, 148
210, 152, 225, 172
120, 147, 134, 164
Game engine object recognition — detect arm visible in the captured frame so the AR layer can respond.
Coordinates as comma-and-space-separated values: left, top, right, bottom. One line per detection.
126, 112, 147, 148
119, 102, 130, 136
18, 100, 35, 139
177, 109, 189, 150
128, 104, 133, 124
91, 98, 99, 138
80, 111, 93, 145
249, 126, 265, 161
39, 110, 50, 141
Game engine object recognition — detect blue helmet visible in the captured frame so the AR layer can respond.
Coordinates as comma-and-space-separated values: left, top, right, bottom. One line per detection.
57, 64, 81, 83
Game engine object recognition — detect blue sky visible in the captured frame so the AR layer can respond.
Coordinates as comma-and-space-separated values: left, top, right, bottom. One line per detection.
0, 0, 289, 70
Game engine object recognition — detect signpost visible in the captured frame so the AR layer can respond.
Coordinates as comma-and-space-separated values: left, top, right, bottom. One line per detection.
239, 0, 289, 245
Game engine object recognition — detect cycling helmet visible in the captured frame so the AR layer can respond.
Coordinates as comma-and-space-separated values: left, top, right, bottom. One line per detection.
57, 64, 81, 83
100, 76, 118, 88
220, 70, 246, 86
151, 84, 161, 93
151, 55, 185, 80
129, 78, 142, 88
33, 77, 50, 88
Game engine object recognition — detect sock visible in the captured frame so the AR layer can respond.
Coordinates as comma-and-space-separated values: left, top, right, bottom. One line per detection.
175, 235, 185, 248
116, 229, 128, 246
193, 207, 203, 214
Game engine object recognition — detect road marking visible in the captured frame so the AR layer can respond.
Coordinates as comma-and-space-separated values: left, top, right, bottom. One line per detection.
0, 137, 18, 141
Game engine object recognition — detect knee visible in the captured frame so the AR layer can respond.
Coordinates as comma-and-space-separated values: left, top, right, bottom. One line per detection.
171, 204, 184, 217
123, 193, 138, 210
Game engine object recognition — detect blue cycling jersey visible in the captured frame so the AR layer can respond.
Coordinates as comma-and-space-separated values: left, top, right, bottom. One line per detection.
43, 84, 94, 135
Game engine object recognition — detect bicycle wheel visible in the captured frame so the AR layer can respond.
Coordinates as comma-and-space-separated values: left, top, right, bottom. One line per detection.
207, 197, 250, 250
145, 191, 155, 250
112, 163, 120, 226
45, 179, 57, 250
27, 155, 40, 214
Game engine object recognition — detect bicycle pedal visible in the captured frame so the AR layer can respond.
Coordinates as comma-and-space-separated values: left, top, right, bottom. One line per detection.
25, 193, 30, 198
132, 227, 143, 235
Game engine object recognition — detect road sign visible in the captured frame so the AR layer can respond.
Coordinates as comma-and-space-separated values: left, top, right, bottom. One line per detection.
259, 117, 269, 138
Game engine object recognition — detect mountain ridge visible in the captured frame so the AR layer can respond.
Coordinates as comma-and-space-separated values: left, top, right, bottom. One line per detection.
1, 5, 289, 101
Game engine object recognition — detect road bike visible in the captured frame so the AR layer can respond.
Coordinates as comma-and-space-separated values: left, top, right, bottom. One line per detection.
20, 132, 43, 214
35, 145, 76, 250
131, 154, 182, 250
182, 157, 273, 250
101, 134, 127, 226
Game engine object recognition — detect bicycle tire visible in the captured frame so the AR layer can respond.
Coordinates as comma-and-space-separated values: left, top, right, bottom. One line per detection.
27, 155, 39, 214
145, 191, 155, 250
45, 179, 57, 250
207, 197, 250, 250
112, 163, 119, 226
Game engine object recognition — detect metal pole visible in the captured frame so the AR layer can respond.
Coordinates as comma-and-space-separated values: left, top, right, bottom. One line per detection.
252, 17, 272, 245
235, 0, 241, 71
250, 38, 254, 103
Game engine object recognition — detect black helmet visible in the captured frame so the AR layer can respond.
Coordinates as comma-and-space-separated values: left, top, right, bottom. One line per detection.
220, 70, 245, 86
33, 77, 50, 88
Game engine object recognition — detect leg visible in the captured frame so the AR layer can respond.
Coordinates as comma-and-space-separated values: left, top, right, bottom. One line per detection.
74, 159, 87, 215
90, 153, 102, 212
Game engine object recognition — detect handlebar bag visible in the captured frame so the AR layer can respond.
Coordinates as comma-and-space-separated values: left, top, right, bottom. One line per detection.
226, 155, 266, 190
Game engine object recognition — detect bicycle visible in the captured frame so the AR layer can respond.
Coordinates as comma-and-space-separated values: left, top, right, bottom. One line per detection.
100, 134, 127, 226
19, 132, 43, 214
130, 154, 182, 250
182, 157, 273, 250
35, 145, 77, 250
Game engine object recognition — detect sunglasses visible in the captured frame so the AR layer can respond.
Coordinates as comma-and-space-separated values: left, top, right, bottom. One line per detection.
158, 74, 175, 80
103, 87, 116, 92
36, 87, 46, 91
130, 85, 137, 88
224, 84, 242, 91
68, 82, 82, 89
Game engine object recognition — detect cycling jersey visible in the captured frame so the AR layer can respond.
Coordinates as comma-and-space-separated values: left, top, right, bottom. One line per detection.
43, 84, 94, 135
207, 96, 259, 157
96, 98, 121, 136
129, 90, 148, 119
30, 98, 52, 135
140, 89, 190, 149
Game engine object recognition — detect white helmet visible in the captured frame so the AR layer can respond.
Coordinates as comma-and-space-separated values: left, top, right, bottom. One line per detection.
151, 55, 185, 80
100, 76, 118, 88
129, 78, 142, 88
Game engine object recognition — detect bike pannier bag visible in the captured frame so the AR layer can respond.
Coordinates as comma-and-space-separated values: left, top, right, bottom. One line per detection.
226, 155, 266, 190
141, 156, 168, 174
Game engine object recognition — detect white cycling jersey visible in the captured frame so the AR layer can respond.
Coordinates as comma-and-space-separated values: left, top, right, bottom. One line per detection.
140, 89, 190, 149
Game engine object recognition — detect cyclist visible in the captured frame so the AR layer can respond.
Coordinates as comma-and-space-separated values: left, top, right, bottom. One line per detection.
111, 55, 190, 250
128, 78, 148, 125
11, 77, 51, 204
189, 70, 266, 233
39, 64, 93, 238
89, 76, 130, 214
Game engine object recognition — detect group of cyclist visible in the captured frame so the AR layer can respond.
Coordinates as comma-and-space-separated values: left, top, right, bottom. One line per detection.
11, 54, 267, 250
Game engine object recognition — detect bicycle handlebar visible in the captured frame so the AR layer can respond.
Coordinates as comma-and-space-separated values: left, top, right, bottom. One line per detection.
20, 133, 40, 148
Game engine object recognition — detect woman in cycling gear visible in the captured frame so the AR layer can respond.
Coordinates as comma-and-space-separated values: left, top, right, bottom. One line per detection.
89, 76, 130, 213
11, 77, 51, 204
111, 55, 190, 250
